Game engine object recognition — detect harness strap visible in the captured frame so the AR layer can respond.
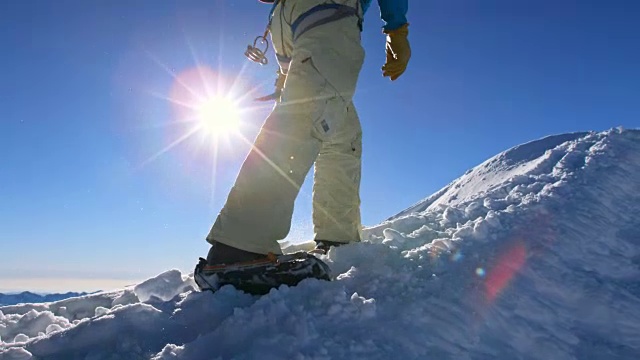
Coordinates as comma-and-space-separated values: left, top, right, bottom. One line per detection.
291, 3, 359, 41
276, 53, 292, 73
272, 2, 361, 76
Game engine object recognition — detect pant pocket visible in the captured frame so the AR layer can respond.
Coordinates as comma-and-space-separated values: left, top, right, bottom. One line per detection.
312, 95, 346, 141
297, 55, 346, 141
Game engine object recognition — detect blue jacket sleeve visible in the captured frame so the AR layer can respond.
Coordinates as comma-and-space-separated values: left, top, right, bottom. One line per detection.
377, 0, 408, 31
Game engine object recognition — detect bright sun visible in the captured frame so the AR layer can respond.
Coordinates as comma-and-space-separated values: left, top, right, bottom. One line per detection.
196, 96, 241, 136
142, 66, 256, 167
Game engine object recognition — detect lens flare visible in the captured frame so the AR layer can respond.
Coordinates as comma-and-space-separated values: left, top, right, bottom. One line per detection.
484, 241, 527, 303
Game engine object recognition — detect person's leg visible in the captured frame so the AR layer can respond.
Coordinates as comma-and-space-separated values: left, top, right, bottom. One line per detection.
313, 102, 362, 244
294, 7, 365, 248
206, 0, 364, 262
206, 72, 325, 257
206, 34, 351, 257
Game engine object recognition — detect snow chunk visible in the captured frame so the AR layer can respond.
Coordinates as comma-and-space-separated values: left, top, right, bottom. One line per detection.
464, 201, 483, 218
472, 218, 490, 240
94, 307, 110, 317
453, 224, 474, 239
431, 238, 454, 252
111, 288, 139, 307
382, 228, 406, 245
0, 347, 33, 360
441, 206, 463, 226
45, 324, 63, 334
0, 309, 70, 343
134, 269, 194, 302
13, 333, 29, 343
152, 343, 185, 359
485, 210, 502, 228
350, 292, 376, 319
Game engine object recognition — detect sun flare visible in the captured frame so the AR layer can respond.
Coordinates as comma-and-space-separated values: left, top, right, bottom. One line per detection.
196, 96, 241, 136
139, 65, 260, 169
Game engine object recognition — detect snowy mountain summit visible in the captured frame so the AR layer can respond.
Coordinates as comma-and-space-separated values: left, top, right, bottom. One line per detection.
1, 128, 639, 360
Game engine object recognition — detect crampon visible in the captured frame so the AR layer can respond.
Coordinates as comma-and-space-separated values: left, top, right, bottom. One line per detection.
193, 251, 331, 295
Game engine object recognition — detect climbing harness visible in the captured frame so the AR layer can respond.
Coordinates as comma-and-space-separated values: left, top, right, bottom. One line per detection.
291, 3, 361, 41
248, 0, 362, 101
246, 0, 361, 67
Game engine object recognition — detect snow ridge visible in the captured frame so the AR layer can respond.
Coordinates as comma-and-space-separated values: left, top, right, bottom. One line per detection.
1, 128, 639, 360
0, 292, 89, 307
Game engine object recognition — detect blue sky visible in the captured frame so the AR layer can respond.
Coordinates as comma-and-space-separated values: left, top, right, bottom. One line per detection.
1, 0, 638, 292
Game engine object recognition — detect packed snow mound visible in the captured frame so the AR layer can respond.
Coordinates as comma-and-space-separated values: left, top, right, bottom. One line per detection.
1, 128, 639, 359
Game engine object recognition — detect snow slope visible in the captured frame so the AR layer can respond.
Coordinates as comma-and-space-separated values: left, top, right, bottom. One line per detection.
1, 128, 639, 360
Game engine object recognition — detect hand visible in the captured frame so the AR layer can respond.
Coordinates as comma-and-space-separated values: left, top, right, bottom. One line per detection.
382, 23, 411, 81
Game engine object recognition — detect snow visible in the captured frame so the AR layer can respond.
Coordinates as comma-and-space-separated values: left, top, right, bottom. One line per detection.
1, 128, 640, 359
133, 270, 196, 302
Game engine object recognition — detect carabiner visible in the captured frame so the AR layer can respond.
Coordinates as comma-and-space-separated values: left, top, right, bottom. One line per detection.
245, 36, 270, 65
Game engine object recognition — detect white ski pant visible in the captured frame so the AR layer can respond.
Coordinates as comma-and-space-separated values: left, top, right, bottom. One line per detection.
207, 0, 364, 254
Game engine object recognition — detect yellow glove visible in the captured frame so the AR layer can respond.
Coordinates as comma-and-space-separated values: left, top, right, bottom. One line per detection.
382, 23, 411, 81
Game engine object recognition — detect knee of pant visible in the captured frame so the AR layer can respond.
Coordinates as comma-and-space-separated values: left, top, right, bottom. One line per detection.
273, 222, 292, 240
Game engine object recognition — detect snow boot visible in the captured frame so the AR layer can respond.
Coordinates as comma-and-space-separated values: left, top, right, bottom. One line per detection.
194, 242, 332, 295
206, 241, 266, 265
309, 240, 347, 255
